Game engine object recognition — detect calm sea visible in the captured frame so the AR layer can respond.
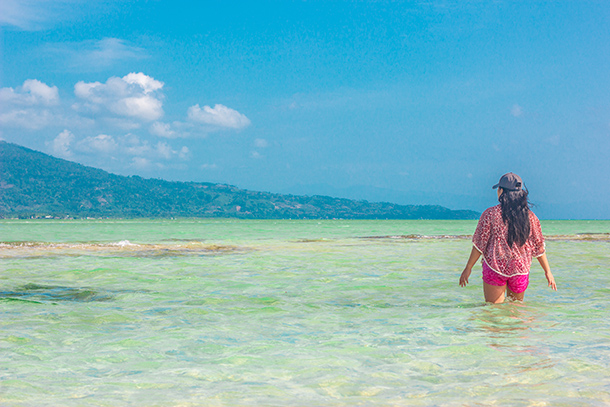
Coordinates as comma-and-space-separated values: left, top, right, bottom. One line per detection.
1, 219, 609, 406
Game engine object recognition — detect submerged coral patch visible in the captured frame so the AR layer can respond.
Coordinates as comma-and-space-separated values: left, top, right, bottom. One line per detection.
0, 283, 114, 303
0, 241, 246, 258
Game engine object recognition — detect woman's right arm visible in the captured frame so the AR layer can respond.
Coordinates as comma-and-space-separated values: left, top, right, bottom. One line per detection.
459, 246, 481, 287
461, 209, 490, 287
537, 253, 557, 291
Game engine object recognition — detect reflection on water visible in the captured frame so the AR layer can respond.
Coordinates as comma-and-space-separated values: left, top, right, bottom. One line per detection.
471, 303, 558, 375
473, 302, 537, 337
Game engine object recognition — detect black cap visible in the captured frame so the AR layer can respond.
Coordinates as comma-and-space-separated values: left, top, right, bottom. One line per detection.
493, 172, 523, 191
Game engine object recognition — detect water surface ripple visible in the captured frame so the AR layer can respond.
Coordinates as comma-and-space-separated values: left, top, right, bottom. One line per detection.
1, 219, 609, 406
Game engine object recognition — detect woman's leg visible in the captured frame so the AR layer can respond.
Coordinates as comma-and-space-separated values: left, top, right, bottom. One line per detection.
483, 282, 506, 303
506, 274, 528, 302
506, 287, 525, 302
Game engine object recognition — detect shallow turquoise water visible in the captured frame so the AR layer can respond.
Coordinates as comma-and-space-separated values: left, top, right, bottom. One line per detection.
1, 219, 609, 406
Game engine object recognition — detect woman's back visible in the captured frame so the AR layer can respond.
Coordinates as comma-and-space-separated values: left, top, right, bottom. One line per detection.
473, 205, 545, 277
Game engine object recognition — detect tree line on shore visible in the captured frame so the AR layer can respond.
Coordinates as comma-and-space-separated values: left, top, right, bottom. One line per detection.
0, 141, 479, 220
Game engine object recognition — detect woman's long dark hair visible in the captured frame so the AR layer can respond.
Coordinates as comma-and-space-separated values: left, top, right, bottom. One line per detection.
498, 187, 531, 247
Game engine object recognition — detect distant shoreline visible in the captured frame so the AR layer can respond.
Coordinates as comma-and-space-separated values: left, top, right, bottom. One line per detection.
0, 141, 479, 220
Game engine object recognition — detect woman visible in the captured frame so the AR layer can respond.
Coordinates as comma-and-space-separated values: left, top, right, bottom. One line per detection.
459, 172, 557, 303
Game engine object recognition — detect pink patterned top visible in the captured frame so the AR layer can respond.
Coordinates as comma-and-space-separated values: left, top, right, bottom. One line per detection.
473, 205, 545, 277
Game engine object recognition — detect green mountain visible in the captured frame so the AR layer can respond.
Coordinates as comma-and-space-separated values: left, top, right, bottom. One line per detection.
0, 141, 479, 219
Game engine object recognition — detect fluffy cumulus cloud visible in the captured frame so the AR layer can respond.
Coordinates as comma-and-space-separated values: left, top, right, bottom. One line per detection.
187, 104, 251, 130
148, 121, 196, 139
0, 109, 57, 130
1, 73, 251, 139
123, 72, 163, 93
148, 103, 251, 139
0, 79, 59, 106
1, 72, 249, 172
149, 121, 177, 138
77, 134, 119, 153
119, 134, 189, 161
0, 73, 168, 132
50, 129, 75, 158
49, 130, 190, 167
126, 139, 190, 169
74, 72, 164, 121
0, 79, 62, 129
131, 156, 152, 169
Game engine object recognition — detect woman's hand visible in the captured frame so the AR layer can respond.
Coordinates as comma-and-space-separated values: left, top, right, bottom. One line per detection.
545, 271, 557, 291
459, 268, 472, 287
460, 246, 481, 287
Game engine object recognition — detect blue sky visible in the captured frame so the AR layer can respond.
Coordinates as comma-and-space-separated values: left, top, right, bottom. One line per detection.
1, 1, 609, 219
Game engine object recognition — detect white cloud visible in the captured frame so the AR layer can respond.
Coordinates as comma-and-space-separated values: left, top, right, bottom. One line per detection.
87, 133, 189, 162
22, 79, 60, 105
0, 108, 57, 130
148, 121, 194, 139
102, 117, 142, 130
149, 122, 176, 138
152, 141, 190, 161
77, 134, 118, 154
0, 79, 59, 106
45, 38, 146, 71
73, 81, 104, 103
90, 38, 145, 68
120, 135, 184, 160
254, 138, 268, 148
511, 104, 523, 117
0, 0, 69, 30
0, 0, 36, 28
74, 73, 164, 121
112, 95, 162, 121
45, 131, 190, 170
250, 151, 262, 159
1, 75, 250, 141
50, 129, 75, 158
178, 146, 190, 160
156, 141, 174, 159
0, 79, 63, 129
187, 104, 251, 130
123, 72, 163, 94
0, 0, 104, 31
131, 156, 152, 169
122, 134, 152, 156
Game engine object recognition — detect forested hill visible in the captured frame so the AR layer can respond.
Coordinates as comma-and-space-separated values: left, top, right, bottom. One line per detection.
0, 141, 479, 219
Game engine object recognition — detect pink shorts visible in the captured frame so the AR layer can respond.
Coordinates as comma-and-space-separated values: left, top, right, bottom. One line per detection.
482, 261, 529, 293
